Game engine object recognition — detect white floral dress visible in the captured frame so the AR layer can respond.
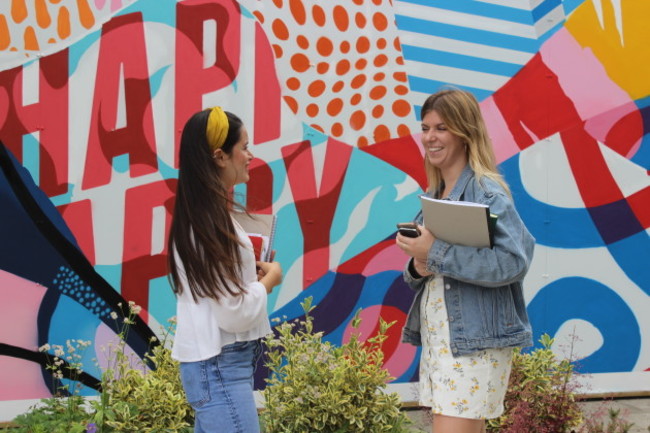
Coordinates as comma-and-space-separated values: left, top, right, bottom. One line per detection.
419, 275, 513, 419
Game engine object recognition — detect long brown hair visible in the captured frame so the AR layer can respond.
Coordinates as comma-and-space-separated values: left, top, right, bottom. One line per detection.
167, 109, 247, 302
420, 87, 510, 196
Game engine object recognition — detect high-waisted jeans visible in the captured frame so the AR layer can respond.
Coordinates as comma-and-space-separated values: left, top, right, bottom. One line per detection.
179, 340, 262, 433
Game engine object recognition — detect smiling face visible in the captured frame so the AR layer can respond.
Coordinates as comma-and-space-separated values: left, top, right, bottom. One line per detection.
214, 126, 253, 189
420, 109, 468, 178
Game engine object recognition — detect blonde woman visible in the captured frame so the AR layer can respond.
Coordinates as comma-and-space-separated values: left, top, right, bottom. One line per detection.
397, 88, 535, 433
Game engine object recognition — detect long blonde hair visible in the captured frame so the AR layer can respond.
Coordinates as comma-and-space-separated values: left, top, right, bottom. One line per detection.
420, 87, 510, 196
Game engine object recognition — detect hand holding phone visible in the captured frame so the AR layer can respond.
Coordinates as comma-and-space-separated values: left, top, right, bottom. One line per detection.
396, 222, 421, 238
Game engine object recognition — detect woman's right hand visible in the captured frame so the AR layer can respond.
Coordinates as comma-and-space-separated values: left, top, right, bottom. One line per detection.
257, 261, 283, 294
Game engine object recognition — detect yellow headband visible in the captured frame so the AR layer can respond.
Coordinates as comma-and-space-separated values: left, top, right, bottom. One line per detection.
206, 106, 229, 150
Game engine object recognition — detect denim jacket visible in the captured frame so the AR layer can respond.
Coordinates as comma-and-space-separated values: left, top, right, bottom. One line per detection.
402, 165, 535, 357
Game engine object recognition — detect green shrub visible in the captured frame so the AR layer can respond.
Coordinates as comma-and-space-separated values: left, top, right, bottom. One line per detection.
261, 297, 412, 433
487, 333, 583, 433
12, 303, 192, 433
96, 344, 192, 432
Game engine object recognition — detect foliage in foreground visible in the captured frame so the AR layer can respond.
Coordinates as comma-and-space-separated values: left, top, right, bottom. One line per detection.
262, 296, 412, 433
487, 333, 583, 433
12, 303, 192, 433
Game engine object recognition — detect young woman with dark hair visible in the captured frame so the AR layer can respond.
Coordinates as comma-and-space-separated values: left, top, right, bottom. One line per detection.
168, 107, 282, 433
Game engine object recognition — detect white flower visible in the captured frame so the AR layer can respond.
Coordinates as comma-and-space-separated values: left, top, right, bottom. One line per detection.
38, 344, 51, 352
110, 312, 118, 320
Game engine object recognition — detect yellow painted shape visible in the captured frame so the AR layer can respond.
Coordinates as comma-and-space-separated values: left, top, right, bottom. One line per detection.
566, 0, 650, 99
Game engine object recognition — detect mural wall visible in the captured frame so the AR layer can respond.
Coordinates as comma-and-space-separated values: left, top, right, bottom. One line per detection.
1, 0, 648, 415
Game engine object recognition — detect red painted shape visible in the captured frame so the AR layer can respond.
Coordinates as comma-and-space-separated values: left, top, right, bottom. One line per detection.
561, 126, 624, 207
336, 239, 394, 274
355, 305, 405, 366
282, 138, 353, 288
627, 186, 650, 230
0, 50, 69, 197
82, 12, 158, 190
246, 158, 273, 214
121, 179, 177, 313
361, 134, 427, 192
174, 0, 241, 167
253, 21, 281, 145
57, 199, 96, 265
604, 108, 645, 158
492, 54, 582, 149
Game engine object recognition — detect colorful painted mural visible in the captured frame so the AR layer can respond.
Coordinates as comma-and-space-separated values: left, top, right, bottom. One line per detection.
0, 0, 648, 416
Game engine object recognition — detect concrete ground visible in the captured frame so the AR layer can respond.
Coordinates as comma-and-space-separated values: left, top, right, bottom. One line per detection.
404, 397, 650, 432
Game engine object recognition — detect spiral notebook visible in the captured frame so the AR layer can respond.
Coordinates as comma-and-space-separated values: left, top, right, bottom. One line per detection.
232, 212, 277, 261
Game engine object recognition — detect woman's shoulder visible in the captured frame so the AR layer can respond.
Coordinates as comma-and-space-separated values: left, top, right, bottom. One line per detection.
465, 174, 509, 202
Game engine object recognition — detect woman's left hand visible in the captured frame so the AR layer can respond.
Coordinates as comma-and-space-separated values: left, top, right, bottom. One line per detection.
396, 224, 434, 261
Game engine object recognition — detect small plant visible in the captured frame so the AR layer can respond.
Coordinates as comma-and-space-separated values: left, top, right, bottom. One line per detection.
12, 303, 192, 433
13, 339, 95, 433
487, 333, 583, 433
261, 297, 412, 433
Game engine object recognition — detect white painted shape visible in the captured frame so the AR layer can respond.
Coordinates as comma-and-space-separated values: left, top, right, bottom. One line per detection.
151, 206, 166, 256
534, 5, 566, 36
273, 254, 303, 311
143, 22, 177, 170
395, 2, 538, 39
399, 30, 532, 65
592, 0, 605, 29
405, 60, 509, 91
311, 141, 327, 194
552, 319, 604, 361
115, 63, 127, 130
203, 19, 217, 69
68, 37, 100, 191
472, 0, 535, 10
22, 60, 40, 106
394, 172, 423, 202
611, 0, 624, 46
518, 133, 585, 208
329, 187, 381, 267
524, 244, 650, 370
598, 141, 650, 197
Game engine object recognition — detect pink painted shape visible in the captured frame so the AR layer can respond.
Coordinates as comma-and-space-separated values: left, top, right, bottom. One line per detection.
0, 270, 51, 400
0, 270, 47, 349
0, 357, 52, 400
362, 244, 412, 276
584, 101, 640, 145
627, 138, 642, 159
94, 322, 149, 375
540, 27, 636, 142
111, 0, 124, 12
412, 133, 425, 157
480, 96, 520, 164
94, 0, 107, 8
342, 306, 416, 380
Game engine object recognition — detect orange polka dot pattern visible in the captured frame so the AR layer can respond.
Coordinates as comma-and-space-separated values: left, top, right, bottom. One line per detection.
0, 0, 136, 69
246, 0, 412, 147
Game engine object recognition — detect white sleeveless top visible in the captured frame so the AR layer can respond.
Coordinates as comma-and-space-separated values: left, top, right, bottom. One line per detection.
171, 217, 272, 362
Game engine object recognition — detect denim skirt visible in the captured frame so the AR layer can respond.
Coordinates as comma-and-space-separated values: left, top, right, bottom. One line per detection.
179, 340, 263, 433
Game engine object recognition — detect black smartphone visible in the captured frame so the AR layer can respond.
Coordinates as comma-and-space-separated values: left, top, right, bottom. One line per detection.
396, 222, 420, 238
